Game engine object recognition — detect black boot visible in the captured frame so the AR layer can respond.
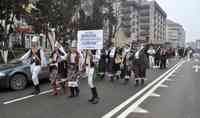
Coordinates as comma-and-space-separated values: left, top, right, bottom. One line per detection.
88, 88, 95, 102
124, 79, 129, 84
31, 85, 40, 95
135, 80, 139, 86
69, 87, 75, 98
100, 74, 105, 80
110, 76, 114, 82
141, 79, 145, 85
74, 87, 80, 97
91, 87, 99, 104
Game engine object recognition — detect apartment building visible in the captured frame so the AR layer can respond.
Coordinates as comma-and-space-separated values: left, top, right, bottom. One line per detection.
139, 0, 167, 44
166, 19, 186, 48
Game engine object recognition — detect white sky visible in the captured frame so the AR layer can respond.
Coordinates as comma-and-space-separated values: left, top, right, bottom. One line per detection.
155, 0, 200, 42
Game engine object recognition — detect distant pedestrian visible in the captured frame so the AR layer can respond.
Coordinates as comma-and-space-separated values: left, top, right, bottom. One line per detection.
155, 46, 161, 68
107, 43, 116, 82
98, 49, 107, 79
147, 46, 156, 68
160, 48, 167, 69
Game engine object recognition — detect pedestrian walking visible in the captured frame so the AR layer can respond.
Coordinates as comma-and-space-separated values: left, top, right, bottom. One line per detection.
49, 42, 67, 96
98, 49, 107, 79
114, 49, 123, 80
107, 43, 116, 82
147, 46, 156, 68
133, 44, 148, 86
160, 47, 167, 69
85, 50, 100, 104
121, 49, 133, 83
67, 47, 80, 97
154, 46, 161, 68
20, 36, 46, 95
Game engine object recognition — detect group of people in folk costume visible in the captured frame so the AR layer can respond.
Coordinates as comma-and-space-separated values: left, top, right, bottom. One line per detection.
20, 36, 179, 104
20, 37, 100, 104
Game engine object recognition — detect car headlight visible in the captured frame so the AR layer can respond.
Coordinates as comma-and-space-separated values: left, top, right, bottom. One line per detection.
0, 72, 6, 77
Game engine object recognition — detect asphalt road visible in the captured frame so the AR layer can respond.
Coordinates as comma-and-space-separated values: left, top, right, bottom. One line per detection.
1, 58, 194, 118
124, 59, 200, 118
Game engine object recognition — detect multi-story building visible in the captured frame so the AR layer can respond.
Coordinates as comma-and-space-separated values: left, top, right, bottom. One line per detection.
139, 0, 167, 44
166, 19, 186, 48
106, 0, 167, 47
195, 40, 200, 49
119, 0, 140, 45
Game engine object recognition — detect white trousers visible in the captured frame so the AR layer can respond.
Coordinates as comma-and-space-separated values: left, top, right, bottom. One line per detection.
31, 64, 41, 86
87, 67, 95, 88
149, 56, 155, 67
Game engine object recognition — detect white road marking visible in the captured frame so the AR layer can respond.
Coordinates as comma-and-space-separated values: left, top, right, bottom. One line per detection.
133, 107, 149, 114
117, 61, 185, 118
3, 87, 62, 105
192, 65, 200, 72
159, 84, 169, 88
170, 74, 176, 78
3, 79, 68, 105
102, 61, 183, 118
166, 78, 173, 81
150, 93, 160, 97
3, 89, 54, 105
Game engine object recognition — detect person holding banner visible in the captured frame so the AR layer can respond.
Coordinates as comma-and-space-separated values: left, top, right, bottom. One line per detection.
85, 50, 100, 104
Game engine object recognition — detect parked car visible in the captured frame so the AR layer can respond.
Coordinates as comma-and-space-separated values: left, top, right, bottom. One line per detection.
0, 59, 49, 91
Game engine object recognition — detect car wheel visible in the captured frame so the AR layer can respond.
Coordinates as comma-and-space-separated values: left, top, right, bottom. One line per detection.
10, 74, 27, 91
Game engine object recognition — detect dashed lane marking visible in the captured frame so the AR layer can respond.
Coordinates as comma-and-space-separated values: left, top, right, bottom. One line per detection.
116, 61, 185, 118
150, 93, 160, 97
159, 84, 169, 88
3, 89, 54, 105
133, 107, 149, 114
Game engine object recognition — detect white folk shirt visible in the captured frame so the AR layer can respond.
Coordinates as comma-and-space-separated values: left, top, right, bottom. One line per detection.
70, 53, 77, 63
109, 47, 116, 58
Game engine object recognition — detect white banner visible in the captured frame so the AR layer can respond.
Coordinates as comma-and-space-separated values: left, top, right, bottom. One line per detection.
77, 30, 103, 50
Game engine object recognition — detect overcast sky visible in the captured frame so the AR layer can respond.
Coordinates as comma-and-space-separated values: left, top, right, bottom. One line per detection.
155, 0, 200, 42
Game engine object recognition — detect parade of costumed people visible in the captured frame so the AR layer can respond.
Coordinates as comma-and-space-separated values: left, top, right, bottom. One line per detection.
16, 32, 179, 106
20, 36, 46, 95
